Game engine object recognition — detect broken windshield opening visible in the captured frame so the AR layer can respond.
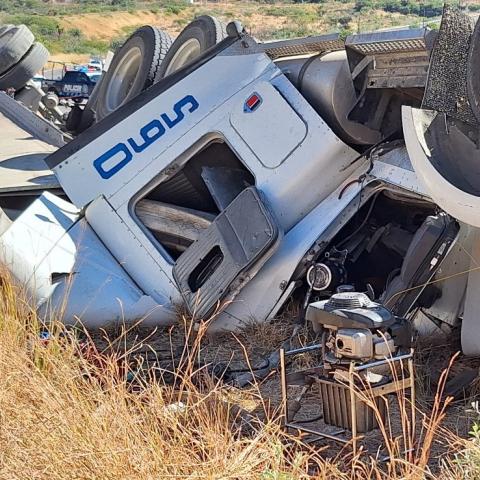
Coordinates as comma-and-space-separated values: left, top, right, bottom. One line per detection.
134, 139, 255, 260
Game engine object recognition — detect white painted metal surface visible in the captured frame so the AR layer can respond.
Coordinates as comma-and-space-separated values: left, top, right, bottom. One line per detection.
461, 228, 480, 355
0, 192, 174, 327
403, 106, 480, 228
229, 81, 307, 168
51, 45, 358, 310
0, 98, 59, 192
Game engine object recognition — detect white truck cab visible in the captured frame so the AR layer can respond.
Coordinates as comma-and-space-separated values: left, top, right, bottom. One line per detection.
39, 33, 360, 327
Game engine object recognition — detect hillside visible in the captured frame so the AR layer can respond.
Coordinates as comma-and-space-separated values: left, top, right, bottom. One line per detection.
54, 2, 422, 43
0, 0, 460, 61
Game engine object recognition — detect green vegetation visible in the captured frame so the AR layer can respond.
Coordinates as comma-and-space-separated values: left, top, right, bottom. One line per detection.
0, 0, 465, 17
0, 0, 192, 16
4, 14, 109, 54
1, 0, 476, 54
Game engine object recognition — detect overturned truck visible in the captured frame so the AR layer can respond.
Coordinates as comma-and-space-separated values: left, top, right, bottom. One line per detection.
1, 8, 480, 354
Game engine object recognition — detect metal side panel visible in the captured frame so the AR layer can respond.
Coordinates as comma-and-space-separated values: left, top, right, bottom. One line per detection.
0, 192, 79, 302
230, 81, 307, 169
173, 186, 281, 318
85, 195, 181, 308
46, 38, 274, 209
461, 228, 480, 355
368, 144, 428, 196
39, 218, 176, 328
0, 95, 60, 193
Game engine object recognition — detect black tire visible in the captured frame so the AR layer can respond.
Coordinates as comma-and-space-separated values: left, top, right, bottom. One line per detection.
158, 15, 226, 78
0, 42, 48, 91
65, 104, 84, 133
94, 26, 172, 122
0, 25, 35, 76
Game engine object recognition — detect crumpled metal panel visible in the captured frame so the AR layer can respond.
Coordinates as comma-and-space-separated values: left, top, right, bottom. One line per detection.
0, 192, 175, 328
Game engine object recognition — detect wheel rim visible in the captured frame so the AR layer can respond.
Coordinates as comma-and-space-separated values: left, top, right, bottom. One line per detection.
164, 38, 201, 75
105, 46, 142, 113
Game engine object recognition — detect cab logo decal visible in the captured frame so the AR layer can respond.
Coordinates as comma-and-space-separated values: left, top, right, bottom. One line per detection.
93, 95, 199, 179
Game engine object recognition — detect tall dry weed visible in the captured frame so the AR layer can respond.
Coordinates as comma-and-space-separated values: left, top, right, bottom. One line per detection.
0, 275, 471, 479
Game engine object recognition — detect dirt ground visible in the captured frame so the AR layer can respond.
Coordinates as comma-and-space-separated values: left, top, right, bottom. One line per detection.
88, 312, 480, 471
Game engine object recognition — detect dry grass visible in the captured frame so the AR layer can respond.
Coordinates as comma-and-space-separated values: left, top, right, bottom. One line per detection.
0, 275, 478, 479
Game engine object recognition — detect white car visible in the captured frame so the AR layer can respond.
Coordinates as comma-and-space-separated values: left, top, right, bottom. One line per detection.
88, 58, 103, 71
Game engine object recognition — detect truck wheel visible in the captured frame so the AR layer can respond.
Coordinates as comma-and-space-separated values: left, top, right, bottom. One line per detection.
0, 42, 49, 91
0, 25, 35, 76
94, 26, 172, 121
159, 16, 226, 77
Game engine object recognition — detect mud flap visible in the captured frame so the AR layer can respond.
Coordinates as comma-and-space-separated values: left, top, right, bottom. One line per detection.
173, 186, 280, 318
422, 6, 477, 125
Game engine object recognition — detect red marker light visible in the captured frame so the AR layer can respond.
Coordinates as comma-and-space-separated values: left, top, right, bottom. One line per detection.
244, 93, 262, 112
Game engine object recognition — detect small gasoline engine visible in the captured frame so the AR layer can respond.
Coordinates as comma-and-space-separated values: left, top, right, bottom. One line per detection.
303, 287, 412, 432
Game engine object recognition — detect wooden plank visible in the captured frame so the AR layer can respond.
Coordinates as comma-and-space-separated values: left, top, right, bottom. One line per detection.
369, 377, 412, 397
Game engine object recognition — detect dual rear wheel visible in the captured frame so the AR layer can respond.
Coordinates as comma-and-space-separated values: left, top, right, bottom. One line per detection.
0, 25, 49, 91
74, 15, 226, 133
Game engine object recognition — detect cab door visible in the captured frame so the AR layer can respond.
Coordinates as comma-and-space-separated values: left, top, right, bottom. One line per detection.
173, 186, 281, 318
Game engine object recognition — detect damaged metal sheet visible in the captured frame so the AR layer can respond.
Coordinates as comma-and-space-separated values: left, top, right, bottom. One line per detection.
0, 192, 176, 327
173, 186, 281, 318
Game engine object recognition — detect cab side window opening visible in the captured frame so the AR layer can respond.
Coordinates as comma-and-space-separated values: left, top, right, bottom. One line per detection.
135, 140, 254, 260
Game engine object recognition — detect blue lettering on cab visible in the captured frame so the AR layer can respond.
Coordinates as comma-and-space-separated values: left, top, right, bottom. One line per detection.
93, 95, 199, 179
